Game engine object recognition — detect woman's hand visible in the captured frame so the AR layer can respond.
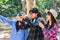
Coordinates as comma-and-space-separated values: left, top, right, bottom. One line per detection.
38, 22, 44, 29
16, 16, 23, 22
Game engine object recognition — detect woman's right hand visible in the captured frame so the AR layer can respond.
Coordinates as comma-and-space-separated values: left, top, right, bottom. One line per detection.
16, 16, 23, 22
38, 22, 44, 29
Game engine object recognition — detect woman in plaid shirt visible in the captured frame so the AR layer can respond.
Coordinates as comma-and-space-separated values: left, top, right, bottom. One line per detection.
39, 9, 58, 40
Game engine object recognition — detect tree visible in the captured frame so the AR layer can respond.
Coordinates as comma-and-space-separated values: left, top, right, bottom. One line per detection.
33, 0, 36, 7
53, 0, 56, 10
21, 0, 26, 11
0, 0, 22, 17
26, 0, 32, 15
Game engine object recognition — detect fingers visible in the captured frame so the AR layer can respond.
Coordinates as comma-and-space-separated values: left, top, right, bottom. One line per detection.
38, 22, 44, 29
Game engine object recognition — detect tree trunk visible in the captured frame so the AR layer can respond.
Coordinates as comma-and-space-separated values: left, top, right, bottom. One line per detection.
21, 0, 26, 11
26, 0, 32, 15
33, 0, 36, 7
53, 0, 56, 10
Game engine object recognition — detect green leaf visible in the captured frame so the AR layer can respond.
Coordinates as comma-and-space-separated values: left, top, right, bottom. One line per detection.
0, 0, 4, 4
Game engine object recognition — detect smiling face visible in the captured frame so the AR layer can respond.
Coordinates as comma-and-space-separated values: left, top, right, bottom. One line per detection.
46, 14, 51, 21
46, 11, 53, 21
29, 12, 38, 19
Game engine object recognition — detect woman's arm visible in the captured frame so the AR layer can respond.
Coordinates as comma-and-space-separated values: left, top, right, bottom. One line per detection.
0, 15, 14, 25
20, 20, 38, 29
39, 22, 58, 38
43, 23, 58, 38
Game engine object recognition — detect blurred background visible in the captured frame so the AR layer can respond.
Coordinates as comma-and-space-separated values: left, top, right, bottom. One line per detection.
0, 0, 60, 40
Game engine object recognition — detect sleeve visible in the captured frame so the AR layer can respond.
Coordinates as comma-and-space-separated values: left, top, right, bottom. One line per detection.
21, 21, 30, 29
21, 20, 38, 29
23, 17, 38, 28
40, 17, 45, 25
0, 15, 14, 25
43, 23, 58, 38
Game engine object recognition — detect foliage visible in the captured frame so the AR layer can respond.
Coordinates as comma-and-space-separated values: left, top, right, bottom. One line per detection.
0, 0, 22, 17
36, 0, 60, 19
0, 0, 60, 19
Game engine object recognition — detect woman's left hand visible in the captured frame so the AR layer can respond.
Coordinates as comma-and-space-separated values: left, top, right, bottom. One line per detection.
38, 22, 44, 29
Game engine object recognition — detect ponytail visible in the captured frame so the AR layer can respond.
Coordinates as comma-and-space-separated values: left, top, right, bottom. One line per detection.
37, 12, 42, 17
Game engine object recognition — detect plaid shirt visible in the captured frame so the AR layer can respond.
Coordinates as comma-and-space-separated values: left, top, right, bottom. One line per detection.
43, 23, 58, 40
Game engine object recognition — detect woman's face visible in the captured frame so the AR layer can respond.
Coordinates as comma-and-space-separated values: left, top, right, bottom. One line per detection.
16, 16, 24, 21
29, 12, 37, 19
46, 13, 51, 21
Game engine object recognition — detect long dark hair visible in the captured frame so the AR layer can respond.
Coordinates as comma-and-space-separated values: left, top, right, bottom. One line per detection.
46, 11, 57, 30
37, 12, 42, 17
16, 21, 21, 32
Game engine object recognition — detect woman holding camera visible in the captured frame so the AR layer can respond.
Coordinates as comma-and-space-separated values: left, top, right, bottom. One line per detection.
0, 11, 28, 40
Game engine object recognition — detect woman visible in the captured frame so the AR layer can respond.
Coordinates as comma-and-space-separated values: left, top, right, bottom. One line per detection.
0, 11, 28, 40
27, 8, 44, 40
39, 9, 58, 40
